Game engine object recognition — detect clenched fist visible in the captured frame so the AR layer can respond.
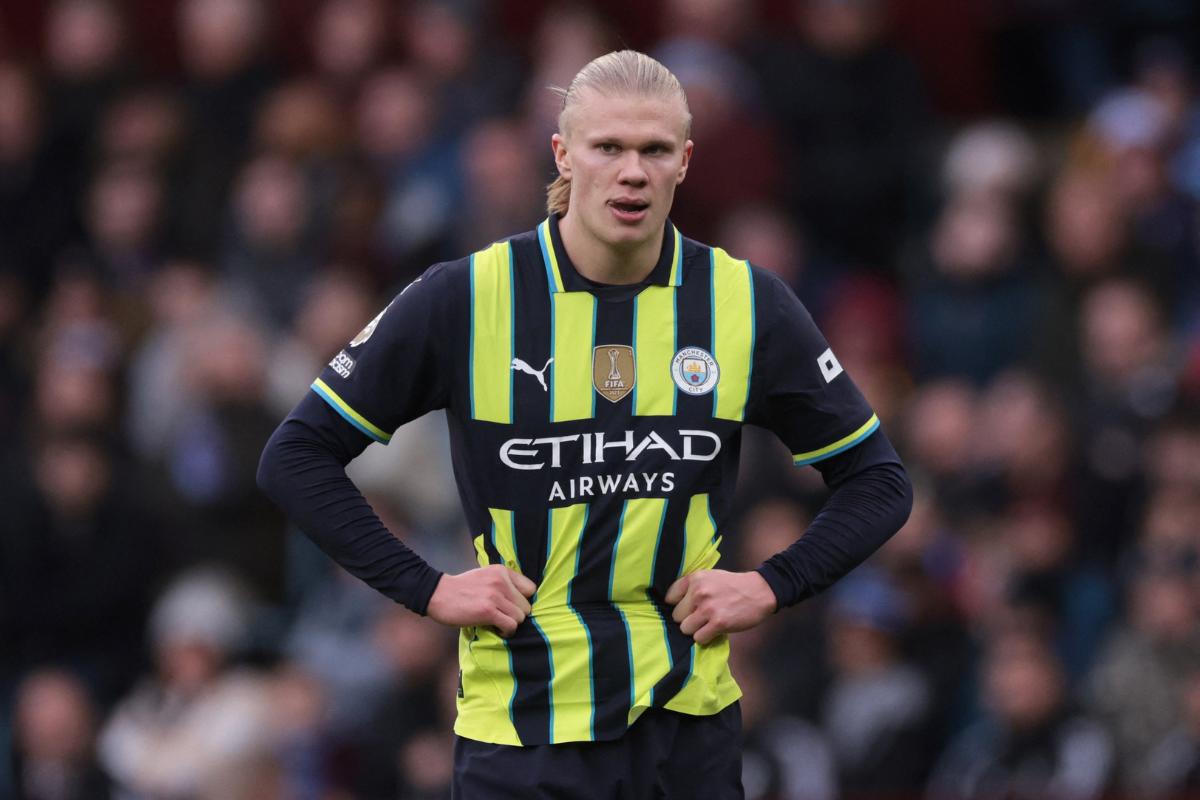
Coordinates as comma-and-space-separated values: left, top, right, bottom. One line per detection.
427, 565, 537, 636
665, 569, 777, 645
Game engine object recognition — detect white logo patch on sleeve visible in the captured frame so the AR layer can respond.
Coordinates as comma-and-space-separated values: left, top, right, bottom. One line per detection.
818, 347, 843, 383
330, 350, 356, 378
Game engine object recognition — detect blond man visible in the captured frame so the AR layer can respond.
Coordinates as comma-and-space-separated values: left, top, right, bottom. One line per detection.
260, 50, 911, 798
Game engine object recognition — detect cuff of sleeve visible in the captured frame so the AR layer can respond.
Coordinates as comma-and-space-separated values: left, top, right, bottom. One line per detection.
406, 566, 445, 616
755, 562, 803, 611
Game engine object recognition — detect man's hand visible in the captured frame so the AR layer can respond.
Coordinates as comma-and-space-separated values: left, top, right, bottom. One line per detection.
426, 565, 537, 636
665, 570, 777, 645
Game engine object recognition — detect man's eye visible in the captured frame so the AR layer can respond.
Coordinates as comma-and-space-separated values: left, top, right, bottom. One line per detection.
598, 143, 619, 154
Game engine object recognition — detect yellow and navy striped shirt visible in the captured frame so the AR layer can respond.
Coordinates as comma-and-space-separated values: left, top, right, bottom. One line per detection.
310, 215, 879, 745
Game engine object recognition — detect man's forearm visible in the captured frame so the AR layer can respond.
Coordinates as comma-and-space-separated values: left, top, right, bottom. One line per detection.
756, 458, 913, 609
256, 404, 443, 614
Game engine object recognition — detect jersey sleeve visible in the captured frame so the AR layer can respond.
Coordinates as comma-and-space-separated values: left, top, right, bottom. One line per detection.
310, 263, 456, 444
749, 271, 879, 466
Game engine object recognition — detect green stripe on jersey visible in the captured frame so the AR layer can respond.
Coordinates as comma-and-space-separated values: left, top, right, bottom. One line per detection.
534, 503, 594, 742
470, 241, 515, 423
311, 379, 391, 443
710, 248, 754, 421
538, 219, 566, 293
488, 507, 521, 572
793, 413, 880, 466
633, 285, 677, 416
668, 227, 684, 286
681, 493, 722, 575
664, 493, 741, 716
550, 292, 596, 422
609, 498, 673, 718
458, 626, 522, 745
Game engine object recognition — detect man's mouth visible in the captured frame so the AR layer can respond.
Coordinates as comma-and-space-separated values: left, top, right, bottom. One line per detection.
608, 199, 650, 222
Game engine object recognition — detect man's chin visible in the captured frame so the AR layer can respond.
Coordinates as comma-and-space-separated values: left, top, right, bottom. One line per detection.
599, 215, 662, 247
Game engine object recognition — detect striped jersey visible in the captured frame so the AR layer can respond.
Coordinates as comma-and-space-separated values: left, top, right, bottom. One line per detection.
310, 214, 879, 745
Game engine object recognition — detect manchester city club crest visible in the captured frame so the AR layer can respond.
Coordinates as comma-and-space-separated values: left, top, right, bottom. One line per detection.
671, 346, 719, 395
593, 345, 635, 403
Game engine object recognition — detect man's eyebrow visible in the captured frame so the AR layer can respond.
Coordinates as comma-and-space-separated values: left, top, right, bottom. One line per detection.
585, 134, 677, 149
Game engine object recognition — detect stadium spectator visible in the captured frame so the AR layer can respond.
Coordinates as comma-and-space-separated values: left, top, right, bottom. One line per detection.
97, 569, 273, 798
355, 66, 459, 276
83, 158, 166, 292
1140, 666, 1200, 798
928, 629, 1113, 800
0, 62, 77, 300
453, 116, 545, 253
172, 0, 277, 257
158, 307, 288, 600
906, 190, 1039, 384
352, 606, 457, 799
220, 153, 321, 327
750, 0, 934, 269
310, 0, 390, 94
821, 568, 934, 796
1087, 562, 1200, 790
1075, 278, 1178, 563
0, 427, 162, 704
11, 668, 112, 800
736, 649, 837, 800
398, 0, 524, 141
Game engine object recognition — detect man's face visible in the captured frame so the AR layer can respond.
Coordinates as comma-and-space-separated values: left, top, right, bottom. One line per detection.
552, 90, 692, 251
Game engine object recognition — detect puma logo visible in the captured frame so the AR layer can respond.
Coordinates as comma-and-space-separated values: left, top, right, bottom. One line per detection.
512, 357, 553, 392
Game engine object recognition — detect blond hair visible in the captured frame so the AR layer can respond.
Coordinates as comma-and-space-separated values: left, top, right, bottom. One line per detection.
546, 50, 691, 216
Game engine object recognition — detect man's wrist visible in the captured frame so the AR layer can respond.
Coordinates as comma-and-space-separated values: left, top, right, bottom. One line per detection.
753, 563, 792, 611
409, 566, 446, 616
744, 570, 779, 614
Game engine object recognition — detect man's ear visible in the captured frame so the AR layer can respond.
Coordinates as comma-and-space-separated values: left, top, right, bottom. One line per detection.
677, 139, 694, 185
552, 132, 571, 179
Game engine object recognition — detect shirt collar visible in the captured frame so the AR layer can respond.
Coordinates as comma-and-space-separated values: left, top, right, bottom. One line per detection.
537, 213, 684, 294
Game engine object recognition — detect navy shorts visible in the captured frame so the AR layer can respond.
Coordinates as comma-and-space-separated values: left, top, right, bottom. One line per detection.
452, 703, 744, 799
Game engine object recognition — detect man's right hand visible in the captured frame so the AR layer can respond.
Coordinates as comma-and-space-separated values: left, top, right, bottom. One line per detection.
426, 565, 537, 636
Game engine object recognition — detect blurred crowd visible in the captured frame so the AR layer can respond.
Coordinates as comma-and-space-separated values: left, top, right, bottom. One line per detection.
3, 0, 1200, 798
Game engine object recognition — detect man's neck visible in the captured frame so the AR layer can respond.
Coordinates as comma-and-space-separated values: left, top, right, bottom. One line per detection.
558, 212, 662, 286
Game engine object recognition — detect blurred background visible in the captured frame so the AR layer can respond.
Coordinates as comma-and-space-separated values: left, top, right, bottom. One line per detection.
2, 0, 1200, 798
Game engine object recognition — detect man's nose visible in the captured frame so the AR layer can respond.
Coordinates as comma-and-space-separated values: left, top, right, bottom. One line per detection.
617, 152, 648, 184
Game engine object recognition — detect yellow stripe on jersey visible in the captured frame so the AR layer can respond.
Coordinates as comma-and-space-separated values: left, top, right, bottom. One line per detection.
710, 248, 754, 421
489, 508, 521, 571
533, 504, 594, 742
665, 492, 742, 716
668, 226, 683, 286
311, 379, 391, 443
538, 219, 566, 293
681, 493, 722, 574
470, 241, 515, 424
458, 510, 525, 745
551, 292, 596, 422
792, 413, 880, 466
457, 628, 522, 745
471, 533, 488, 568
665, 638, 741, 715
633, 285, 677, 416
609, 499, 672, 718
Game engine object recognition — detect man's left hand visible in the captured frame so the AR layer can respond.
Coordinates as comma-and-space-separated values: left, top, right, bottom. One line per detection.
665, 570, 778, 645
